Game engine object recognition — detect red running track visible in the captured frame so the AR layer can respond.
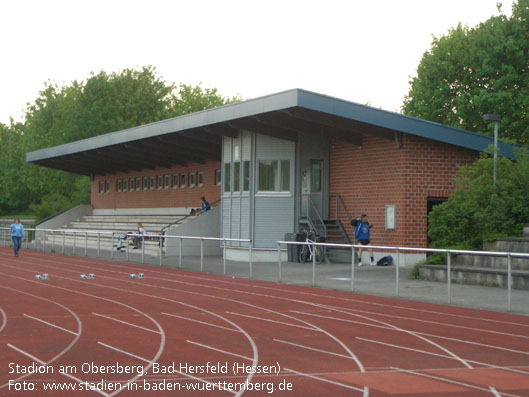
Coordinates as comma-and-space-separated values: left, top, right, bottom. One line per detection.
1, 247, 529, 396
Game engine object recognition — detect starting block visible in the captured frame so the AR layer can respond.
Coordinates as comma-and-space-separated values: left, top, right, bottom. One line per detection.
80, 274, 95, 280
129, 273, 145, 279
34, 274, 49, 280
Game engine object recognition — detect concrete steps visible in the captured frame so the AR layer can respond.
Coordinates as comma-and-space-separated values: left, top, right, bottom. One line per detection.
36, 213, 189, 256
419, 224, 529, 290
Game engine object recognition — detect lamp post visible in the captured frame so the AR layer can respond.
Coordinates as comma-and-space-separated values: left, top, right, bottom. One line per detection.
483, 114, 501, 185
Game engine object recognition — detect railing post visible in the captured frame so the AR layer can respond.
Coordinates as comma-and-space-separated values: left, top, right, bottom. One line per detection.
200, 238, 204, 272
126, 237, 129, 262
73, 232, 76, 255
97, 232, 100, 258
277, 242, 282, 282
52, 230, 55, 253
312, 241, 316, 287
223, 239, 227, 275
85, 232, 88, 256
62, 231, 65, 254
507, 253, 512, 312
249, 241, 253, 279
395, 248, 400, 297
141, 235, 145, 264
159, 236, 163, 267
111, 232, 115, 259
447, 250, 452, 304
351, 246, 355, 292
179, 238, 182, 268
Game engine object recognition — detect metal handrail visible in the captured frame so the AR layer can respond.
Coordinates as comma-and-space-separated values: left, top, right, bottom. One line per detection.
301, 194, 327, 238
329, 194, 353, 224
277, 239, 529, 311
160, 198, 221, 233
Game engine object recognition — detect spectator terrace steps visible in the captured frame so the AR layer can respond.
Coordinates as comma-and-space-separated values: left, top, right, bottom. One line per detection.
36, 213, 194, 257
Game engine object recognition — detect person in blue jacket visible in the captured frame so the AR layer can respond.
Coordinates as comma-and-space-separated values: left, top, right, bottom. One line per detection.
354, 214, 374, 266
201, 197, 210, 213
9, 218, 25, 257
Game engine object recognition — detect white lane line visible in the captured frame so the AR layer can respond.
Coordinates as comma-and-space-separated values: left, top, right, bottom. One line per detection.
162, 312, 241, 332
0, 307, 6, 333
391, 367, 521, 397
98, 341, 151, 363
186, 340, 253, 361
24, 313, 78, 335
21, 251, 529, 330
489, 386, 502, 397
93, 312, 160, 334
0, 272, 165, 397
292, 310, 529, 356
319, 305, 529, 340
7, 344, 47, 365
357, 337, 529, 375
274, 338, 353, 360
7, 343, 108, 396
226, 311, 316, 331
0, 284, 83, 392
284, 367, 365, 393
294, 306, 473, 370
186, 339, 366, 394
5, 261, 368, 389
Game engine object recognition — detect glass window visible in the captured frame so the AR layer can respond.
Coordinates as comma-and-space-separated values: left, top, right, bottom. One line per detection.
116, 180, 122, 192
280, 160, 290, 191
180, 173, 186, 188
99, 181, 104, 193
215, 169, 222, 186
172, 174, 179, 189
164, 175, 169, 189
122, 178, 127, 192
189, 172, 196, 187
142, 176, 148, 191
129, 178, 134, 192
311, 161, 322, 193
197, 172, 203, 187
157, 175, 163, 190
233, 162, 240, 192
149, 176, 154, 190
224, 163, 231, 193
258, 160, 278, 191
135, 177, 141, 191
243, 160, 250, 192
105, 181, 110, 193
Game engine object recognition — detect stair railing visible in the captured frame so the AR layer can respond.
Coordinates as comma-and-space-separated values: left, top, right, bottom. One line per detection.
329, 194, 353, 224
301, 194, 327, 239
160, 198, 221, 234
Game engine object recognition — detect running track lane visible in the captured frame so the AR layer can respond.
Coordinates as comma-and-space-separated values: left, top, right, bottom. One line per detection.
1, 248, 529, 396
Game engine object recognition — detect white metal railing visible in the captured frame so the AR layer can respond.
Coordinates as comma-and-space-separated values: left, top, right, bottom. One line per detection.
2, 227, 528, 311
277, 240, 529, 312
0, 227, 252, 277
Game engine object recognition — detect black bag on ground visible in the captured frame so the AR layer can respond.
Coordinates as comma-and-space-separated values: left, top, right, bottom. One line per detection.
376, 255, 394, 266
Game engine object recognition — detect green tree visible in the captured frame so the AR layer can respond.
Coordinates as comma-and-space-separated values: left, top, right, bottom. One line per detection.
0, 66, 240, 214
428, 148, 529, 249
403, 0, 529, 144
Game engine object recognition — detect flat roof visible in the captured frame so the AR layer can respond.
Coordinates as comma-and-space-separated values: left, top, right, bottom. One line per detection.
26, 89, 515, 175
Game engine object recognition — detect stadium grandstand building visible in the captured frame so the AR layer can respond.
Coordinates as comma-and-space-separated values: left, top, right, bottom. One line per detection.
26, 89, 516, 264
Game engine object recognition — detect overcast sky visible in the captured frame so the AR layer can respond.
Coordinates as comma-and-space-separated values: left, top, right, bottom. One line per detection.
0, 0, 514, 125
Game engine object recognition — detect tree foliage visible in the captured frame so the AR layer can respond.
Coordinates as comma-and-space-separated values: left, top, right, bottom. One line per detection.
0, 66, 240, 215
403, 0, 529, 144
428, 148, 529, 249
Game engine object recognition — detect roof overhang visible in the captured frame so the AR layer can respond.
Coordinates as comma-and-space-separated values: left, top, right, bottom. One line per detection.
26, 89, 515, 176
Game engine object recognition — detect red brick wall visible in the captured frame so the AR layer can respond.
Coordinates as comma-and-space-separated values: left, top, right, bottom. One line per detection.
329, 134, 478, 248
91, 159, 221, 211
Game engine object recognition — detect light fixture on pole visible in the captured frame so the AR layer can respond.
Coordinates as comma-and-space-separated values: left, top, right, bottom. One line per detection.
483, 114, 501, 185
